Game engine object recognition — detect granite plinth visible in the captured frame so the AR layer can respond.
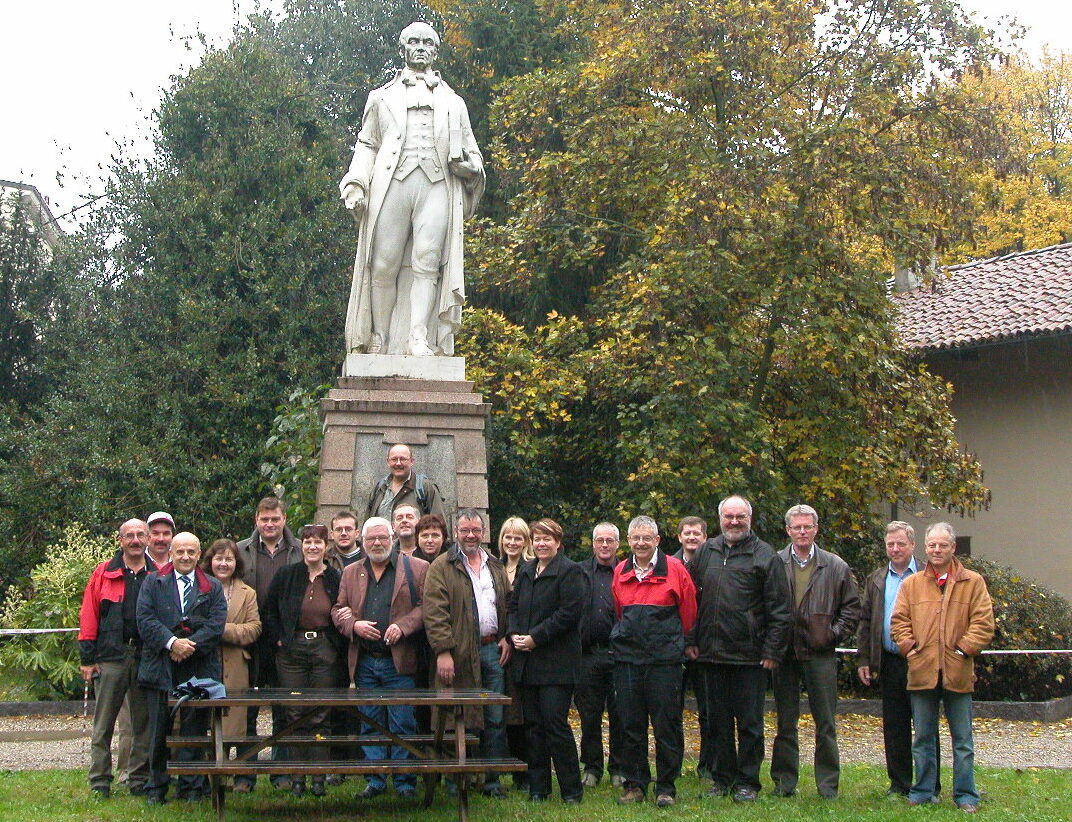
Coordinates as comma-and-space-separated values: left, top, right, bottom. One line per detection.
316, 375, 491, 527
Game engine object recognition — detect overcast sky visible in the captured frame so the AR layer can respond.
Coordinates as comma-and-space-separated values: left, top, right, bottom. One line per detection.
2, 0, 1070, 226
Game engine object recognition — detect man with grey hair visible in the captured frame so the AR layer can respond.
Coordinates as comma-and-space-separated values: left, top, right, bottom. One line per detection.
686, 495, 791, 803
892, 522, 994, 813
771, 504, 859, 799
340, 22, 484, 356
611, 516, 696, 807
575, 522, 624, 788
857, 521, 936, 797
333, 516, 428, 799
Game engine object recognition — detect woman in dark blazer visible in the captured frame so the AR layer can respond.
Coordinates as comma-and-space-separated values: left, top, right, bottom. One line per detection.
508, 518, 586, 804
262, 524, 345, 797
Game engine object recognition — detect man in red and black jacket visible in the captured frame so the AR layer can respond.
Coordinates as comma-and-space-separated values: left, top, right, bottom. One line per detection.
610, 515, 697, 809
78, 519, 160, 799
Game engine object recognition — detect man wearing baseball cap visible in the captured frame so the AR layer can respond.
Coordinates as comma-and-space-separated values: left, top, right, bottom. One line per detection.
145, 512, 175, 567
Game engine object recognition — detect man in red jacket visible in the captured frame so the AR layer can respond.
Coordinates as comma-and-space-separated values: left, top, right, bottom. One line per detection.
78, 519, 157, 798
611, 515, 697, 808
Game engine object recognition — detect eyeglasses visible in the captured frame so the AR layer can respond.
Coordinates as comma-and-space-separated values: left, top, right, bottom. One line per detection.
363, 535, 391, 544
788, 525, 816, 533
458, 528, 484, 536
629, 534, 658, 544
722, 514, 749, 522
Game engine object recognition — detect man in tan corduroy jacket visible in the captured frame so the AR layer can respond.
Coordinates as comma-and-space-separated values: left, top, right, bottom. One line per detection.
891, 521, 994, 814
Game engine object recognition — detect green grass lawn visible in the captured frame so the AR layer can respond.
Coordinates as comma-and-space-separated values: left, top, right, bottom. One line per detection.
0, 764, 1069, 822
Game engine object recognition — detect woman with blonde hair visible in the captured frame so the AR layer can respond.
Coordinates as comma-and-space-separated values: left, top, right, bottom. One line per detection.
498, 515, 534, 791
498, 516, 534, 587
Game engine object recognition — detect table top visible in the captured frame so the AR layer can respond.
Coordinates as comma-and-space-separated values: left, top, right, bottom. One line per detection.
174, 687, 512, 708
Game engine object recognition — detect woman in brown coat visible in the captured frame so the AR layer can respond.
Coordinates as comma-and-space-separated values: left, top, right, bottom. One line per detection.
200, 539, 261, 738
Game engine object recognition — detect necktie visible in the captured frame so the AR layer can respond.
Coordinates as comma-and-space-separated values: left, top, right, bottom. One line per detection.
181, 574, 195, 612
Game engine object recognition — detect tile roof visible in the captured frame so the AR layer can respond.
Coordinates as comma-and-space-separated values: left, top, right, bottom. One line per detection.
893, 242, 1072, 351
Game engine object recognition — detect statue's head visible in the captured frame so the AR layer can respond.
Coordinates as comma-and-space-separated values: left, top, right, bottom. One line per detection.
399, 22, 440, 71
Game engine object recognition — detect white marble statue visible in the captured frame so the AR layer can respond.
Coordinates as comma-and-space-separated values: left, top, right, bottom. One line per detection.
340, 22, 485, 357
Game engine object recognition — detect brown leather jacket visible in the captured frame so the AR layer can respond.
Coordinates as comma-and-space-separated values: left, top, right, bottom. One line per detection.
891, 557, 995, 693
777, 545, 860, 660
332, 553, 428, 680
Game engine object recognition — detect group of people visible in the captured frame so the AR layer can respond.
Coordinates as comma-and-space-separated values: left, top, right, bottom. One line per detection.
78, 444, 995, 813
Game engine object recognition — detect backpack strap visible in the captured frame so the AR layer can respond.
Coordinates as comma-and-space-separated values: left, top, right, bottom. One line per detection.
402, 552, 420, 606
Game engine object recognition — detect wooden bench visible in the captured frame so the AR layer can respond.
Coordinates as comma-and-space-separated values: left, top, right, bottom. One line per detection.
168, 687, 525, 822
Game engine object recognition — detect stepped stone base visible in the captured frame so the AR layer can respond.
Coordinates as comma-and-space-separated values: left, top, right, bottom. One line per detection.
316, 370, 490, 527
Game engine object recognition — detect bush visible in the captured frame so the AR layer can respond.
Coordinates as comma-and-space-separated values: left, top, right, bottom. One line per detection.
967, 557, 1072, 701
841, 556, 1072, 702
0, 524, 113, 699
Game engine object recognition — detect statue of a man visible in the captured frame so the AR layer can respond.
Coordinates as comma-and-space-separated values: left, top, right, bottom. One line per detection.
340, 22, 485, 356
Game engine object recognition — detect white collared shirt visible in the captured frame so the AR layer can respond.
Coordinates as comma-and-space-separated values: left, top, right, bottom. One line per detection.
462, 549, 498, 636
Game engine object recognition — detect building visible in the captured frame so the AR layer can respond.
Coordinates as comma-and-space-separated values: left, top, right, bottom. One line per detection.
893, 243, 1072, 598
0, 179, 63, 254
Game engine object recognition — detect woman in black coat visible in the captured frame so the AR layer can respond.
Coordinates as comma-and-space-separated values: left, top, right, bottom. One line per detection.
508, 518, 586, 804
262, 524, 344, 797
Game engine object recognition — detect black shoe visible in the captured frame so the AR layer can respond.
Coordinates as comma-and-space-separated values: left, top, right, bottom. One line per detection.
529, 793, 549, 802
325, 774, 345, 786
311, 780, 326, 798
482, 786, 506, 799
819, 790, 838, 800
704, 783, 729, 798
772, 785, 797, 797
564, 795, 582, 805
233, 781, 254, 794
146, 793, 167, 805
90, 786, 110, 799
128, 784, 148, 797
358, 785, 384, 799
273, 776, 293, 791
291, 781, 305, 798
732, 787, 758, 803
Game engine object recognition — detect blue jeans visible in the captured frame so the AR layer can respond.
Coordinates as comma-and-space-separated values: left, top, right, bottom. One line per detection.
357, 654, 417, 792
909, 687, 978, 806
478, 641, 509, 788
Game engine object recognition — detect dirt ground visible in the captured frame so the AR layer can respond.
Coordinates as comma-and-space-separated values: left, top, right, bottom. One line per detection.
1, 710, 1069, 771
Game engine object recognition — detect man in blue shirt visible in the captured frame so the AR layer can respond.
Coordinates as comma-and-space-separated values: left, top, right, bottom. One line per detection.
857, 521, 935, 797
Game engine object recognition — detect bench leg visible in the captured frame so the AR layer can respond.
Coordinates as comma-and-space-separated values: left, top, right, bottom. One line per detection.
455, 713, 469, 822
213, 780, 226, 822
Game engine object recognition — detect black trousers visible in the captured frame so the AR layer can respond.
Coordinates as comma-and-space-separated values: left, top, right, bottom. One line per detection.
703, 663, 767, 793
684, 659, 714, 776
145, 688, 209, 800
574, 645, 624, 779
613, 662, 684, 798
881, 651, 940, 794
239, 638, 288, 786
521, 683, 583, 799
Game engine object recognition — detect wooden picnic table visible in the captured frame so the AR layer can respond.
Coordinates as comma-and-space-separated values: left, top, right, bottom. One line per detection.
167, 687, 525, 822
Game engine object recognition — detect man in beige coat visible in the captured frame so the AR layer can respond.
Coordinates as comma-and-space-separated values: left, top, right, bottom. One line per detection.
891, 522, 994, 813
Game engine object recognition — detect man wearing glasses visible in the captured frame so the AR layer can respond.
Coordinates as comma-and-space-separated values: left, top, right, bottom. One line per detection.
770, 505, 860, 799
686, 495, 791, 803
422, 508, 512, 798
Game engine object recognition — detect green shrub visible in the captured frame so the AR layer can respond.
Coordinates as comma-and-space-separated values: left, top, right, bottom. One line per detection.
0, 524, 113, 699
967, 557, 1072, 701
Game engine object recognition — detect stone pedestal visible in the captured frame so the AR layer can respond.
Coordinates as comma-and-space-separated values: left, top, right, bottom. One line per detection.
316, 369, 491, 527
